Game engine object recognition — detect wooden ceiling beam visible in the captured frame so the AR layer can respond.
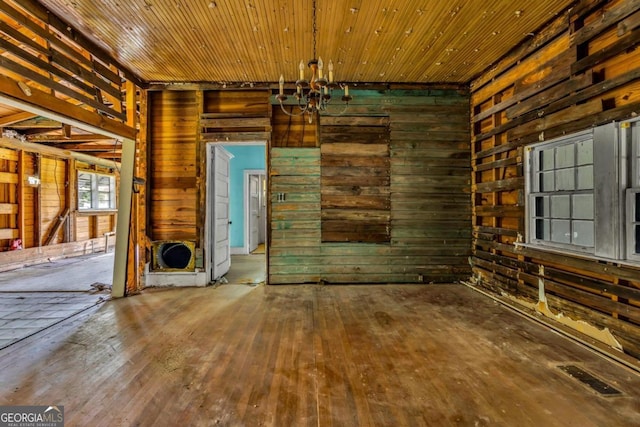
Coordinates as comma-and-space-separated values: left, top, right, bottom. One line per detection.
42, 143, 120, 151
0, 135, 119, 168
92, 151, 121, 159
0, 73, 136, 140
27, 134, 113, 143
8, 118, 62, 128
12, 0, 146, 88
20, 127, 62, 136
0, 111, 37, 126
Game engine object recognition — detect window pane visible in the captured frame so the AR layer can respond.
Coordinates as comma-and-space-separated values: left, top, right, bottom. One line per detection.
576, 138, 593, 165
535, 196, 549, 217
98, 194, 111, 209
540, 149, 554, 170
551, 219, 571, 243
78, 173, 91, 187
555, 144, 575, 168
636, 193, 640, 222
551, 195, 571, 218
78, 172, 115, 210
572, 194, 594, 220
636, 225, 640, 254
576, 165, 593, 190
78, 173, 92, 210
540, 171, 554, 191
555, 168, 575, 191
536, 219, 550, 240
572, 220, 594, 247
98, 176, 111, 191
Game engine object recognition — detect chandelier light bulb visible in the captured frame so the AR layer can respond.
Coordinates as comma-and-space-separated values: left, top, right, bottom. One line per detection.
328, 60, 334, 83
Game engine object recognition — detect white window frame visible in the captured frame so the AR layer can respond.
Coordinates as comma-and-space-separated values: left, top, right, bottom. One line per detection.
77, 170, 117, 211
524, 122, 640, 263
527, 130, 596, 253
623, 118, 640, 262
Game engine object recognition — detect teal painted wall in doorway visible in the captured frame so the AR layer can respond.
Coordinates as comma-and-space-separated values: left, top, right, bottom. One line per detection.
224, 145, 265, 249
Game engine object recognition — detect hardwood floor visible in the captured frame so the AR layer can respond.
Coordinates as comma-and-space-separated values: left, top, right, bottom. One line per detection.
0, 284, 638, 426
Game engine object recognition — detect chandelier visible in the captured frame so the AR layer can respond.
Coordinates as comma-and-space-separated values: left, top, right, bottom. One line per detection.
275, 0, 352, 123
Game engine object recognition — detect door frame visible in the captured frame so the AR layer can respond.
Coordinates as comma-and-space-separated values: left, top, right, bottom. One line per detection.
244, 169, 266, 254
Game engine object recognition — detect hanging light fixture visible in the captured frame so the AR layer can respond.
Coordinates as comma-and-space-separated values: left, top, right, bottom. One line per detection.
275, 0, 352, 123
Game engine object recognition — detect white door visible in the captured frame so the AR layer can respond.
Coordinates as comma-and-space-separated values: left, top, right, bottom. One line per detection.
258, 175, 267, 244
211, 146, 232, 281
248, 175, 260, 253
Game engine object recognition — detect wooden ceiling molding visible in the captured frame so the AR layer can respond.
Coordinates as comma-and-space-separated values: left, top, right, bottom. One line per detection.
36, 0, 576, 84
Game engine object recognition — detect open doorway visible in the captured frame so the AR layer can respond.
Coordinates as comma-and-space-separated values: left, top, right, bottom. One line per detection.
245, 170, 267, 255
225, 144, 266, 285
207, 143, 267, 285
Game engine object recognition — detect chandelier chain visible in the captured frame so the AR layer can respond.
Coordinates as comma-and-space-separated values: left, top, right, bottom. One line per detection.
275, 0, 352, 123
312, 0, 317, 60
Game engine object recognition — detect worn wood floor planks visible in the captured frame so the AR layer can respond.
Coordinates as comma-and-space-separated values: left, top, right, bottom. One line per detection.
0, 284, 639, 426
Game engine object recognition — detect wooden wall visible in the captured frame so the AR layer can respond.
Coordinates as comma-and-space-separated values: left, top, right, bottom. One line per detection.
39, 157, 66, 245
0, 144, 117, 271
146, 87, 469, 284
471, 0, 640, 358
270, 88, 471, 284
271, 106, 317, 147
148, 90, 199, 242
0, 147, 20, 244
320, 116, 392, 244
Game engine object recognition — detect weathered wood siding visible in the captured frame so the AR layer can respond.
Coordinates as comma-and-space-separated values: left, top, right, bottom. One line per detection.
148, 90, 199, 241
471, 0, 640, 358
270, 89, 471, 284
271, 106, 318, 148
321, 116, 391, 243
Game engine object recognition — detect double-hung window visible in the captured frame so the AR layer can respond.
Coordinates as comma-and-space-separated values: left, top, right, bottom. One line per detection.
78, 171, 116, 211
529, 132, 595, 250
526, 120, 640, 264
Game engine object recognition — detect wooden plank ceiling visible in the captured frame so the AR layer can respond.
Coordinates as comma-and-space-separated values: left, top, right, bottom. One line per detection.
1, 0, 575, 159
37, 0, 574, 84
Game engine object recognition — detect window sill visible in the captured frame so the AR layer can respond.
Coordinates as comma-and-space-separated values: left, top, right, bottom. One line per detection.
77, 209, 118, 215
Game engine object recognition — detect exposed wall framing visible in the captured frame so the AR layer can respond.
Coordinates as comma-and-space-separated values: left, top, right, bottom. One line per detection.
0, 140, 118, 271
0, 0, 142, 113
471, 0, 640, 358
